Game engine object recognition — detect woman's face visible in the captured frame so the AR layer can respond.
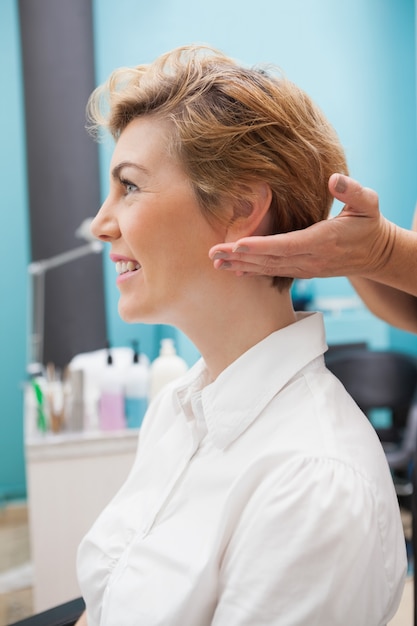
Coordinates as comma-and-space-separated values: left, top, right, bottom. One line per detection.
91, 116, 228, 325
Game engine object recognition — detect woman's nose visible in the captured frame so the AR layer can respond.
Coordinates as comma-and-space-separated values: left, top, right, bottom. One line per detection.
90, 198, 120, 242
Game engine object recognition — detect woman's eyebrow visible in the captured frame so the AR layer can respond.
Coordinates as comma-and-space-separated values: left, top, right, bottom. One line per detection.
111, 161, 150, 180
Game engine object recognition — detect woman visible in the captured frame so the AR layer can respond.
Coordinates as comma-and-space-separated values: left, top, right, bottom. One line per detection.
75, 45, 406, 625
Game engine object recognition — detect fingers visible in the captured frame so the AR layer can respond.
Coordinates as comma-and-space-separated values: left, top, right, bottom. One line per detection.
209, 233, 324, 278
211, 251, 288, 277
329, 173, 380, 218
211, 254, 318, 279
208, 221, 336, 278
209, 229, 317, 261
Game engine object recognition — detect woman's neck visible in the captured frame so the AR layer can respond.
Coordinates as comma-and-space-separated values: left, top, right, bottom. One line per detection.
174, 276, 297, 381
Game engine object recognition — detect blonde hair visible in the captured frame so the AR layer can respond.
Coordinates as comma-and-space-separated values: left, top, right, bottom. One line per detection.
87, 45, 348, 289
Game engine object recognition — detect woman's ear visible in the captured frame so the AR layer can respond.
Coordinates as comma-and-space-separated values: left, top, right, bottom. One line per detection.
224, 182, 273, 242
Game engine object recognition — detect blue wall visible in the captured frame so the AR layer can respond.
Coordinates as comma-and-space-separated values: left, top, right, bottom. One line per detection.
1, 0, 416, 499
0, 0, 30, 500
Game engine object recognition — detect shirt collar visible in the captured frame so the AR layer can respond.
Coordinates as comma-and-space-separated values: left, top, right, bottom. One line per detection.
174, 312, 328, 450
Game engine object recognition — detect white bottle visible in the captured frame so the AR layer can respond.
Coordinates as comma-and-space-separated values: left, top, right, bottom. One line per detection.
149, 338, 188, 401
124, 341, 150, 429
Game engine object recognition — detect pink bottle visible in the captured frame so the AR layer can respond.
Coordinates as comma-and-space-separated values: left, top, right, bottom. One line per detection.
98, 346, 126, 431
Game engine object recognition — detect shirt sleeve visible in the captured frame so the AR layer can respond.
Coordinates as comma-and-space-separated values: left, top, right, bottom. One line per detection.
212, 455, 407, 626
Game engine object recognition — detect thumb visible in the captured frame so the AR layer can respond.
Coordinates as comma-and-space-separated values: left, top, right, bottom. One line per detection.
328, 173, 380, 219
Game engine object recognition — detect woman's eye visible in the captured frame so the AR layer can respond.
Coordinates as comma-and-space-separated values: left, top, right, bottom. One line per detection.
121, 179, 138, 194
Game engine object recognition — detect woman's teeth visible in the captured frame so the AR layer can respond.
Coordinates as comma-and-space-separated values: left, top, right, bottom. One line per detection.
115, 260, 141, 275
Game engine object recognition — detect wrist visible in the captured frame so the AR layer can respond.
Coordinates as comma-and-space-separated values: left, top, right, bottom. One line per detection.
368, 217, 397, 278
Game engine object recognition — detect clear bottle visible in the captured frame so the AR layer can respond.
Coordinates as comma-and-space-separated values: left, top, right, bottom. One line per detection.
124, 341, 150, 429
25, 368, 48, 438
65, 368, 84, 432
98, 344, 126, 431
149, 338, 188, 401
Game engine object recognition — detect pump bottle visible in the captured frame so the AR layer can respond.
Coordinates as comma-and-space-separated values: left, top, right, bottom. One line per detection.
149, 338, 188, 401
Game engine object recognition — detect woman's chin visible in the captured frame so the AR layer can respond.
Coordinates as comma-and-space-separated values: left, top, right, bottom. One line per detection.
118, 301, 160, 325
118, 302, 143, 324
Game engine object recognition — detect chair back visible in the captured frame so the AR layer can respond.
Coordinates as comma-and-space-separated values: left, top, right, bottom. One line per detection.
325, 349, 417, 432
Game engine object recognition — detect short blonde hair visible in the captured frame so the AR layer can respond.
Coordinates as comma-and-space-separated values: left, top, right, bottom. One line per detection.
87, 45, 348, 290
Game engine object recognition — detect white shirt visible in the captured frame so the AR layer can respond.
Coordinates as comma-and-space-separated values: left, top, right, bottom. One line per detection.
77, 312, 407, 626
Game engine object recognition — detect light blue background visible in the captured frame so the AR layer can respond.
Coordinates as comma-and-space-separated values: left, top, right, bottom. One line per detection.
1, 0, 416, 499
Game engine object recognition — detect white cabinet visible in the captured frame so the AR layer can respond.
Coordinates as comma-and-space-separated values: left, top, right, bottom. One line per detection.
25, 430, 138, 612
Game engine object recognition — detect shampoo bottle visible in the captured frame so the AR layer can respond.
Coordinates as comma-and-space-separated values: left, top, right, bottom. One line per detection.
124, 341, 150, 429
98, 344, 126, 431
149, 338, 188, 401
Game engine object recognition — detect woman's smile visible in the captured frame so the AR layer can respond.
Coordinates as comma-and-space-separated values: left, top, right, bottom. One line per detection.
110, 253, 142, 284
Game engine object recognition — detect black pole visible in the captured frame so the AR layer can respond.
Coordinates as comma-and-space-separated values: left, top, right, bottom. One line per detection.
18, 0, 106, 368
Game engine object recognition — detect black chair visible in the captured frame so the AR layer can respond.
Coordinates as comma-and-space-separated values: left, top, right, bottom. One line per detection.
325, 348, 417, 497
8, 597, 85, 626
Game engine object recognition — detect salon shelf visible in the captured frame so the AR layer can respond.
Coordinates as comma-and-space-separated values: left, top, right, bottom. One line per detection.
26, 428, 139, 462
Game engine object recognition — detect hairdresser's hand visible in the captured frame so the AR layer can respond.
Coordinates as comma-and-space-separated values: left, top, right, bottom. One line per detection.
209, 173, 395, 280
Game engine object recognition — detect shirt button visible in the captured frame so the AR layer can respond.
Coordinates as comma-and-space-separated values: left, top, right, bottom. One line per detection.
109, 559, 117, 570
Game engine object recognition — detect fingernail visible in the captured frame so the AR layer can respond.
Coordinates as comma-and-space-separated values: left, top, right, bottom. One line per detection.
232, 245, 250, 253
334, 174, 347, 194
219, 261, 232, 269
213, 251, 229, 260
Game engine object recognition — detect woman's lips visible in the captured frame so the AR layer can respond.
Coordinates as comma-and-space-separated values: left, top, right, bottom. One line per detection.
110, 253, 140, 264
110, 253, 141, 283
